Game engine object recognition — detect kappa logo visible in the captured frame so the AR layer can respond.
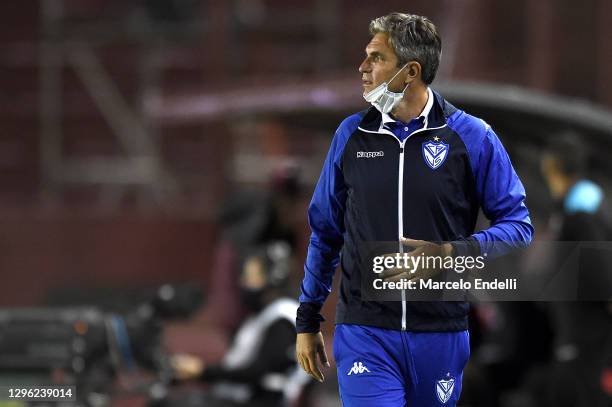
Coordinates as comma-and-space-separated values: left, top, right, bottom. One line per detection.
357, 151, 384, 158
435, 373, 456, 404
347, 361, 371, 375
422, 140, 449, 170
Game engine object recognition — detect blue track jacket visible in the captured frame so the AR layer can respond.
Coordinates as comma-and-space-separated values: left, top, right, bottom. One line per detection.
297, 90, 534, 333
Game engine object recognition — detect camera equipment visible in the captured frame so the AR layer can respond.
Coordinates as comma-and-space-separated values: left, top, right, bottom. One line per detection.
0, 284, 203, 406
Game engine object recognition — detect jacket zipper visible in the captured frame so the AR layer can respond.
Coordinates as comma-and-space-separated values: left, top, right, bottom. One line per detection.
397, 142, 407, 330
357, 122, 447, 331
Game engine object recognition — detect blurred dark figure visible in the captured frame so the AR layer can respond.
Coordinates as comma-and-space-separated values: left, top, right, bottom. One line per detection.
461, 301, 553, 407
202, 162, 302, 334
536, 132, 612, 407
164, 241, 309, 407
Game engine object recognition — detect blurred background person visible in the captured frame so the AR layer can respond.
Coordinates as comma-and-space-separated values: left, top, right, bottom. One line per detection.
541, 131, 611, 241
198, 162, 302, 333
538, 132, 612, 407
167, 241, 310, 407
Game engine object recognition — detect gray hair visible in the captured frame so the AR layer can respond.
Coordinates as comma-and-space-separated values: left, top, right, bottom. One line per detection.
369, 13, 442, 84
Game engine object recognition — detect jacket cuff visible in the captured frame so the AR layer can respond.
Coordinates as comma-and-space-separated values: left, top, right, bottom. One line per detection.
450, 236, 481, 257
296, 302, 325, 333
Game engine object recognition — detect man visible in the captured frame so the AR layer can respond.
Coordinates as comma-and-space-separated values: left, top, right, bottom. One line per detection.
171, 241, 310, 407
540, 133, 612, 407
296, 12, 533, 406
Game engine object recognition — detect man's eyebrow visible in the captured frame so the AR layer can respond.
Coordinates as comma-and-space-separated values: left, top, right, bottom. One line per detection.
365, 50, 384, 58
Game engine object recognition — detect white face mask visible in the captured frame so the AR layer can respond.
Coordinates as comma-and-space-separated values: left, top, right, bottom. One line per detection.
363, 63, 410, 114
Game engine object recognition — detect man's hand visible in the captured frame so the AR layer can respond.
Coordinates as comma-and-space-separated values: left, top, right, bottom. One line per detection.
170, 353, 205, 380
380, 237, 453, 282
296, 332, 330, 382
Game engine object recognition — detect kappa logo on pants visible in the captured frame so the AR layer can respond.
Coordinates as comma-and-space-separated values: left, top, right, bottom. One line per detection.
347, 361, 371, 375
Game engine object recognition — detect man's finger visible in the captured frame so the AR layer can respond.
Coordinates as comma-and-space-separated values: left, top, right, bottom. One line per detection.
297, 354, 306, 374
405, 247, 424, 257
307, 351, 324, 382
380, 252, 399, 259
380, 266, 407, 280
299, 351, 312, 376
401, 237, 429, 248
301, 353, 314, 376
317, 344, 331, 368
302, 354, 318, 382
383, 271, 412, 282
300, 353, 316, 380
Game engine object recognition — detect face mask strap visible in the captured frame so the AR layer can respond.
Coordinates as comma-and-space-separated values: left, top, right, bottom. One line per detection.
389, 62, 410, 83
382, 63, 411, 96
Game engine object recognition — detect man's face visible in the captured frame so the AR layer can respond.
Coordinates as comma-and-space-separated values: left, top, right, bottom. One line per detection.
541, 154, 566, 199
240, 256, 267, 291
359, 33, 404, 95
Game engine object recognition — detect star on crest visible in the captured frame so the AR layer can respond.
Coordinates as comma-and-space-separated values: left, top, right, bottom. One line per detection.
433, 136, 440, 142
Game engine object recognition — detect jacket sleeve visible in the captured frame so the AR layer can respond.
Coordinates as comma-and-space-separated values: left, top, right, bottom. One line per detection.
202, 320, 295, 383
296, 121, 352, 333
453, 125, 534, 258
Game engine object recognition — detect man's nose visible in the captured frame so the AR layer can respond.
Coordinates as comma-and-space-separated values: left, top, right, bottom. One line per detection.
359, 58, 371, 73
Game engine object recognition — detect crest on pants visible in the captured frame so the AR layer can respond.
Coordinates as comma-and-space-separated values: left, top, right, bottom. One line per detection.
422, 141, 449, 170
435, 374, 455, 404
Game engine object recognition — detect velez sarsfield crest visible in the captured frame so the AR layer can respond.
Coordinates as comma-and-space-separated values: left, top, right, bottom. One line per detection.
435, 376, 455, 404
422, 140, 449, 170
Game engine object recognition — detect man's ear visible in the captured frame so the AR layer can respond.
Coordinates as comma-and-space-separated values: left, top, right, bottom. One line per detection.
404, 61, 421, 85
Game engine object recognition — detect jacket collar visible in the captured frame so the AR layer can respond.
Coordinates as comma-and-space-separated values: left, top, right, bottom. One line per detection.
359, 88, 449, 133
380, 87, 434, 127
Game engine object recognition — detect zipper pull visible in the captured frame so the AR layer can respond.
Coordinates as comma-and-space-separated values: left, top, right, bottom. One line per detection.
399, 147, 404, 153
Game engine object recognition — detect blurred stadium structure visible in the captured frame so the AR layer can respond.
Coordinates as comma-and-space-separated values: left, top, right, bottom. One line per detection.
1, 1, 612, 406
1, 0, 611, 304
